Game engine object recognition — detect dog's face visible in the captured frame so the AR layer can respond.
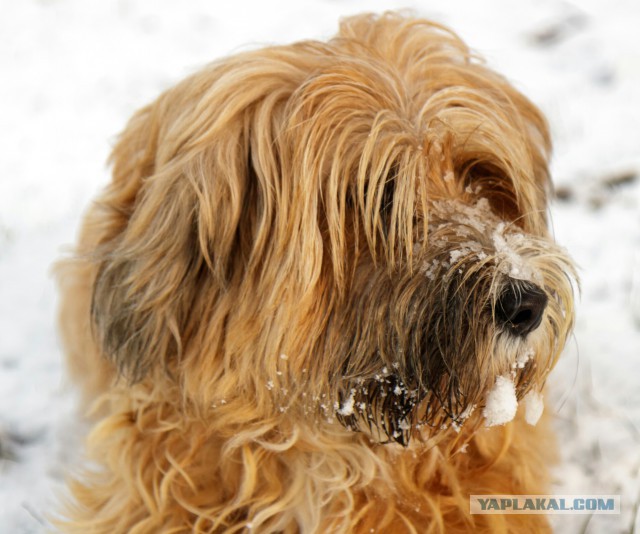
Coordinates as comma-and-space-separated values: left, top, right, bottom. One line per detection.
91, 14, 575, 446
329, 196, 574, 443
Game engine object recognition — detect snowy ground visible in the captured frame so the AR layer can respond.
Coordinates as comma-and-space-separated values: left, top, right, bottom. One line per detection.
1, 1, 639, 532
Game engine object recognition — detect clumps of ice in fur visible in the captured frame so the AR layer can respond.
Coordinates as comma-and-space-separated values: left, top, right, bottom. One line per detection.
492, 223, 542, 284
483, 375, 518, 427
483, 376, 545, 427
336, 389, 356, 416
513, 347, 534, 369
426, 198, 543, 285
523, 390, 544, 426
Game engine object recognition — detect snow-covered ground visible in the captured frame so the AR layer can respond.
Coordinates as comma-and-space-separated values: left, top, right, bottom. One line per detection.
1, 1, 639, 532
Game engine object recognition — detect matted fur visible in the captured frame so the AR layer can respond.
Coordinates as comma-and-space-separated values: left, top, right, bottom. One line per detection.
56, 12, 575, 533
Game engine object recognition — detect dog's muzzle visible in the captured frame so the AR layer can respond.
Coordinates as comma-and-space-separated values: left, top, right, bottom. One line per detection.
496, 280, 548, 337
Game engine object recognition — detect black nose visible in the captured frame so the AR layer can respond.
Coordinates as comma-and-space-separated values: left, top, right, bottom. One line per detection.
496, 281, 548, 337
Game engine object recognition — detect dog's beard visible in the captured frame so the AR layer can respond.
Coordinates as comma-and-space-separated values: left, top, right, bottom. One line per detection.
324, 198, 575, 445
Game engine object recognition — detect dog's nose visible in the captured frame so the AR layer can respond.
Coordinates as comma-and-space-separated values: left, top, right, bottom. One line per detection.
496, 281, 548, 337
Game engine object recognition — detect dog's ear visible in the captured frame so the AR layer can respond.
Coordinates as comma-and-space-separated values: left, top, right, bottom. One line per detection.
90, 95, 206, 381
90, 55, 304, 381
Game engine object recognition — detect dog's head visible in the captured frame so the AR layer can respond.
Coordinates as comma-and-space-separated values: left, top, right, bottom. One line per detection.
91, 12, 575, 445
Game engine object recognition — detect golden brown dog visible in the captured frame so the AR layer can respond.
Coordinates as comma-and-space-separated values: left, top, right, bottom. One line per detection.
56, 12, 575, 533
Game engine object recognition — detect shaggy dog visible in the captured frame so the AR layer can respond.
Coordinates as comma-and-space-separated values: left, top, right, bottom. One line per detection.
57, 12, 575, 533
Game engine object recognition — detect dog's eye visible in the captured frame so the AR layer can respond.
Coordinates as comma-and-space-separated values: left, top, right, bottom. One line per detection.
463, 163, 520, 222
358, 168, 397, 236
379, 176, 396, 227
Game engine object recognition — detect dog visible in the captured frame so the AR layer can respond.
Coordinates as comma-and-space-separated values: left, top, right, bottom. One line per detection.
56, 12, 575, 533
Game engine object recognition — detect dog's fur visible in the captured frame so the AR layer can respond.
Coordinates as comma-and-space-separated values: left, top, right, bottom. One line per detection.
56, 12, 575, 533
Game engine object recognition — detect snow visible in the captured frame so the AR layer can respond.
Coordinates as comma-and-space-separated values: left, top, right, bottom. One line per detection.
492, 224, 543, 283
337, 390, 357, 417
483, 375, 519, 427
430, 197, 544, 282
2, 1, 640, 532
524, 390, 545, 426
515, 347, 534, 369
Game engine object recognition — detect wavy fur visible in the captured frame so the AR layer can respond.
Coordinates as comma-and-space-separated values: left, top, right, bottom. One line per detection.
56, 12, 575, 533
